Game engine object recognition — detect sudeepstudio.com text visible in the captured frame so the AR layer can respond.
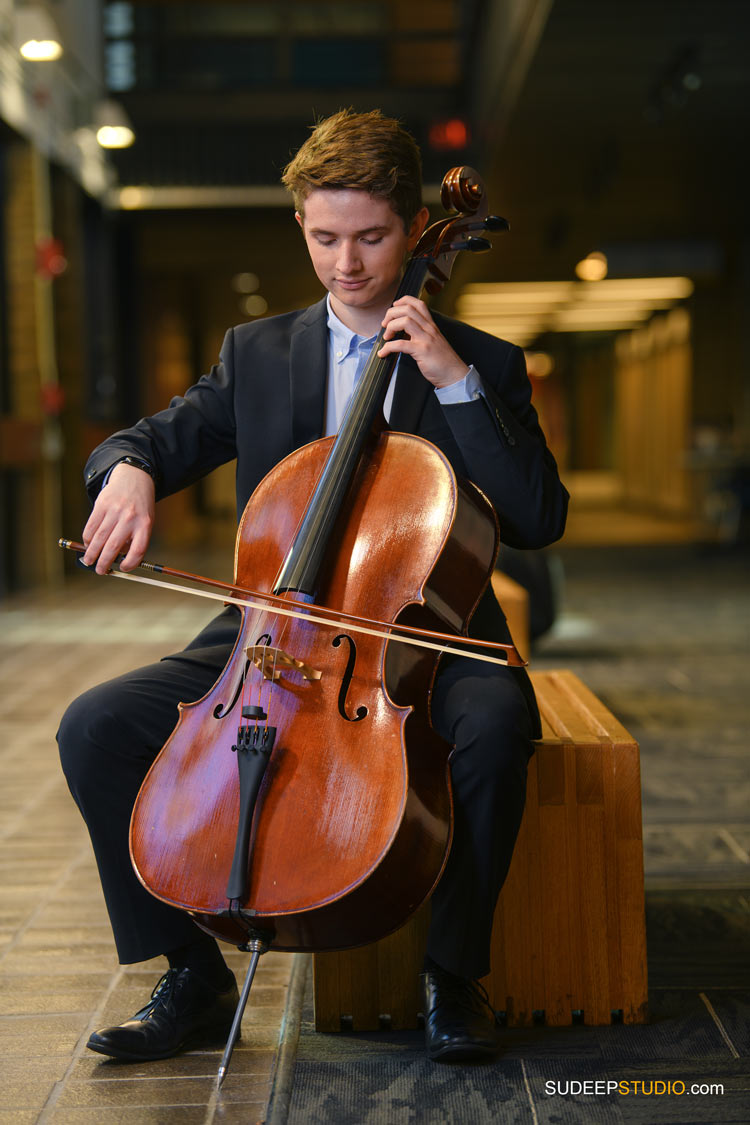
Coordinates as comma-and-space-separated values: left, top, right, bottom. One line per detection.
545, 1079, 724, 1097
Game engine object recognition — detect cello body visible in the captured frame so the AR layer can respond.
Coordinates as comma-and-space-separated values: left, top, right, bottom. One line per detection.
129, 429, 499, 951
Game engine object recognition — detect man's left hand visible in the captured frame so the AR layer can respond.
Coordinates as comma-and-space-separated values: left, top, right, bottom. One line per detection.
379, 296, 469, 389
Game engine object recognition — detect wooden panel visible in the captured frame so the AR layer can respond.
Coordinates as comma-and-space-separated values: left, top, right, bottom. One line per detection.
536, 741, 566, 804
376, 906, 429, 1029
312, 905, 430, 1032
614, 313, 692, 516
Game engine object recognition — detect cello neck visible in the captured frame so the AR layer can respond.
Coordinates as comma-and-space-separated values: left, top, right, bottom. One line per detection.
273, 257, 431, 598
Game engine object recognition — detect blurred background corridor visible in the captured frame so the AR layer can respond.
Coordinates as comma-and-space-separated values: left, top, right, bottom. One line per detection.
1, 0, 748, 582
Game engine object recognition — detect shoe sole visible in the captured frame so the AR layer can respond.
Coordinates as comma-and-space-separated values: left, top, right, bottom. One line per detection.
428, 1040, 500, 1063
86, 1024, 237, 1062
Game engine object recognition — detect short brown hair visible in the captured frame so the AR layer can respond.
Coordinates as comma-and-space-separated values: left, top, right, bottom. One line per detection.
281, 108, 423, 231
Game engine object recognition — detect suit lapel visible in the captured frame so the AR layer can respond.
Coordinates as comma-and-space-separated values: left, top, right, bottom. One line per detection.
288, 300, 437, 442
289, 298, 328, 447
388, 354, 432, 434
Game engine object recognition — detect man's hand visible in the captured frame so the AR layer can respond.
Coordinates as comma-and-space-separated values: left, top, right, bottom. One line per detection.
378, 296, 469, 388
82, 462, 155, 575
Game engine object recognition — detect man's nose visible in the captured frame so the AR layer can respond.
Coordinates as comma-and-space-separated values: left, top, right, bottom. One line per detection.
336, 240, 361, 273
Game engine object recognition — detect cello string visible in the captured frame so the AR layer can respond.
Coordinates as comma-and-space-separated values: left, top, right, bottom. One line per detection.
99, 568, 523, 668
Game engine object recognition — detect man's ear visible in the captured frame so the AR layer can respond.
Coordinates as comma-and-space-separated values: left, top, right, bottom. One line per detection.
407, 206, 430, 250
294, 210, 304, 231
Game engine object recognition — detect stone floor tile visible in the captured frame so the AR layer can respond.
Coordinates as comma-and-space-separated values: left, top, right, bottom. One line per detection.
48, 1109, 210, 1124
0, 971, 120, 992
1, 992, 102, 1017
55, 1074, 271, 1108
0, 950, 122, 975
0, 1013, 90, 1056
1, 1078, 62, 1114
0, 1058, 70, 1088
204, 1104, 270, 1124
17, 925, 117, 948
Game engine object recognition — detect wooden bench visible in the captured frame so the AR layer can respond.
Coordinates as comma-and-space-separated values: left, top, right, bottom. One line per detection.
313, 669, 648, 1030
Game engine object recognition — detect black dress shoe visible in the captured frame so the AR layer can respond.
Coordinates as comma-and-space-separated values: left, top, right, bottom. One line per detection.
421, 967, 501, 1063
87, 968, 239, 1061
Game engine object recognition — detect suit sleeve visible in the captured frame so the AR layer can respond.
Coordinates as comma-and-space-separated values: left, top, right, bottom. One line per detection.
439, 340, 569, 549
84, 328, 239, 504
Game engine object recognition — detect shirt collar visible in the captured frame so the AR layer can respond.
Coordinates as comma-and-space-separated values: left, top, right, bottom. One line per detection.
326, 294, 377, 362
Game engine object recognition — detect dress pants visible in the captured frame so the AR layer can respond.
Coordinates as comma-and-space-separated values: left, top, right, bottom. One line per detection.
58, 606, 533, 981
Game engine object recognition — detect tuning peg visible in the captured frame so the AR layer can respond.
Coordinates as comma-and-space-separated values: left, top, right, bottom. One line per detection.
459, 216, 510, 234
449, 236, 492, 253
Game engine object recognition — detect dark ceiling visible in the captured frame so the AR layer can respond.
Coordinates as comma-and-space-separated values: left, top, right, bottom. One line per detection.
476, 0, 750, 281
108, 0, 750, 289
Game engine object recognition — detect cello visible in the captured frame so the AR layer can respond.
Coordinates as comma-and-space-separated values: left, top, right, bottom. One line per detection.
64, 168, 513, 1079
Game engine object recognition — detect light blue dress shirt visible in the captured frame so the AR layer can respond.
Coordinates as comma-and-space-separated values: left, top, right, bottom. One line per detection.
324, 296, 484, 436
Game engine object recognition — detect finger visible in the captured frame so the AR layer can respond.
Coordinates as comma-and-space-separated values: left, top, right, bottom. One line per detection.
82, 511, 116, 568
94, 530, 131, 575
383, 312, 433, 342
378, 331, 417, 352
387, 298, 432, 328
82, 493, 111, 544
118, 523, 151, 572
384, 297, 429, 322
390, 295, 428, 315
83, 505, 133, 573
382, 320, 412, 342
381, 313, 428, 341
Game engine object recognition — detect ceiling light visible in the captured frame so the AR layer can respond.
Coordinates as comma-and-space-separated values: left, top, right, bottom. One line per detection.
575, 251, 608, 281
94, 100, 135, 148
243, 295, 268, 317
455, 277, 694, 345
119, 186, 150, 209
428, 118, 470, 151
232, 272, 259, 294
525, 352, 554, 378
15, 6, 63, 60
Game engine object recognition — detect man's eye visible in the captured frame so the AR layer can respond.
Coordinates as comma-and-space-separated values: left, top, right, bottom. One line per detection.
362, 237, 383, 246
317, 238, 335, 246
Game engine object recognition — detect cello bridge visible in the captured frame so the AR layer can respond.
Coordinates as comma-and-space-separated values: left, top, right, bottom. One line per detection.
246, 645, 322, 682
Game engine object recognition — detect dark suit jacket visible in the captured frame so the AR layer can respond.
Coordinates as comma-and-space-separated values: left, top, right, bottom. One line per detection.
85, 299, 568, 722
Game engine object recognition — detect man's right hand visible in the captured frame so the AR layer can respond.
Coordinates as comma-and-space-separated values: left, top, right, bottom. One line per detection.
82, 461, 156, 575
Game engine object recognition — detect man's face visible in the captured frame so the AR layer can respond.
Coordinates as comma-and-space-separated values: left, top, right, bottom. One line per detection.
296, 189, 429, 326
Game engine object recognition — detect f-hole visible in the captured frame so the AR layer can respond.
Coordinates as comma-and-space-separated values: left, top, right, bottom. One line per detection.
213, 633, 273, 719
332, 634, 367, 722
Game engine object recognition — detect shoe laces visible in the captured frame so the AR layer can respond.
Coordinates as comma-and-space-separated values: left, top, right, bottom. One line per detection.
133, 969, 179, 1021
430, 969, 497, 1018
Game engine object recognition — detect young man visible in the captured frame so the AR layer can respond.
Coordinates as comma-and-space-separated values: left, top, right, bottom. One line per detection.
58, 109, 568, 1064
